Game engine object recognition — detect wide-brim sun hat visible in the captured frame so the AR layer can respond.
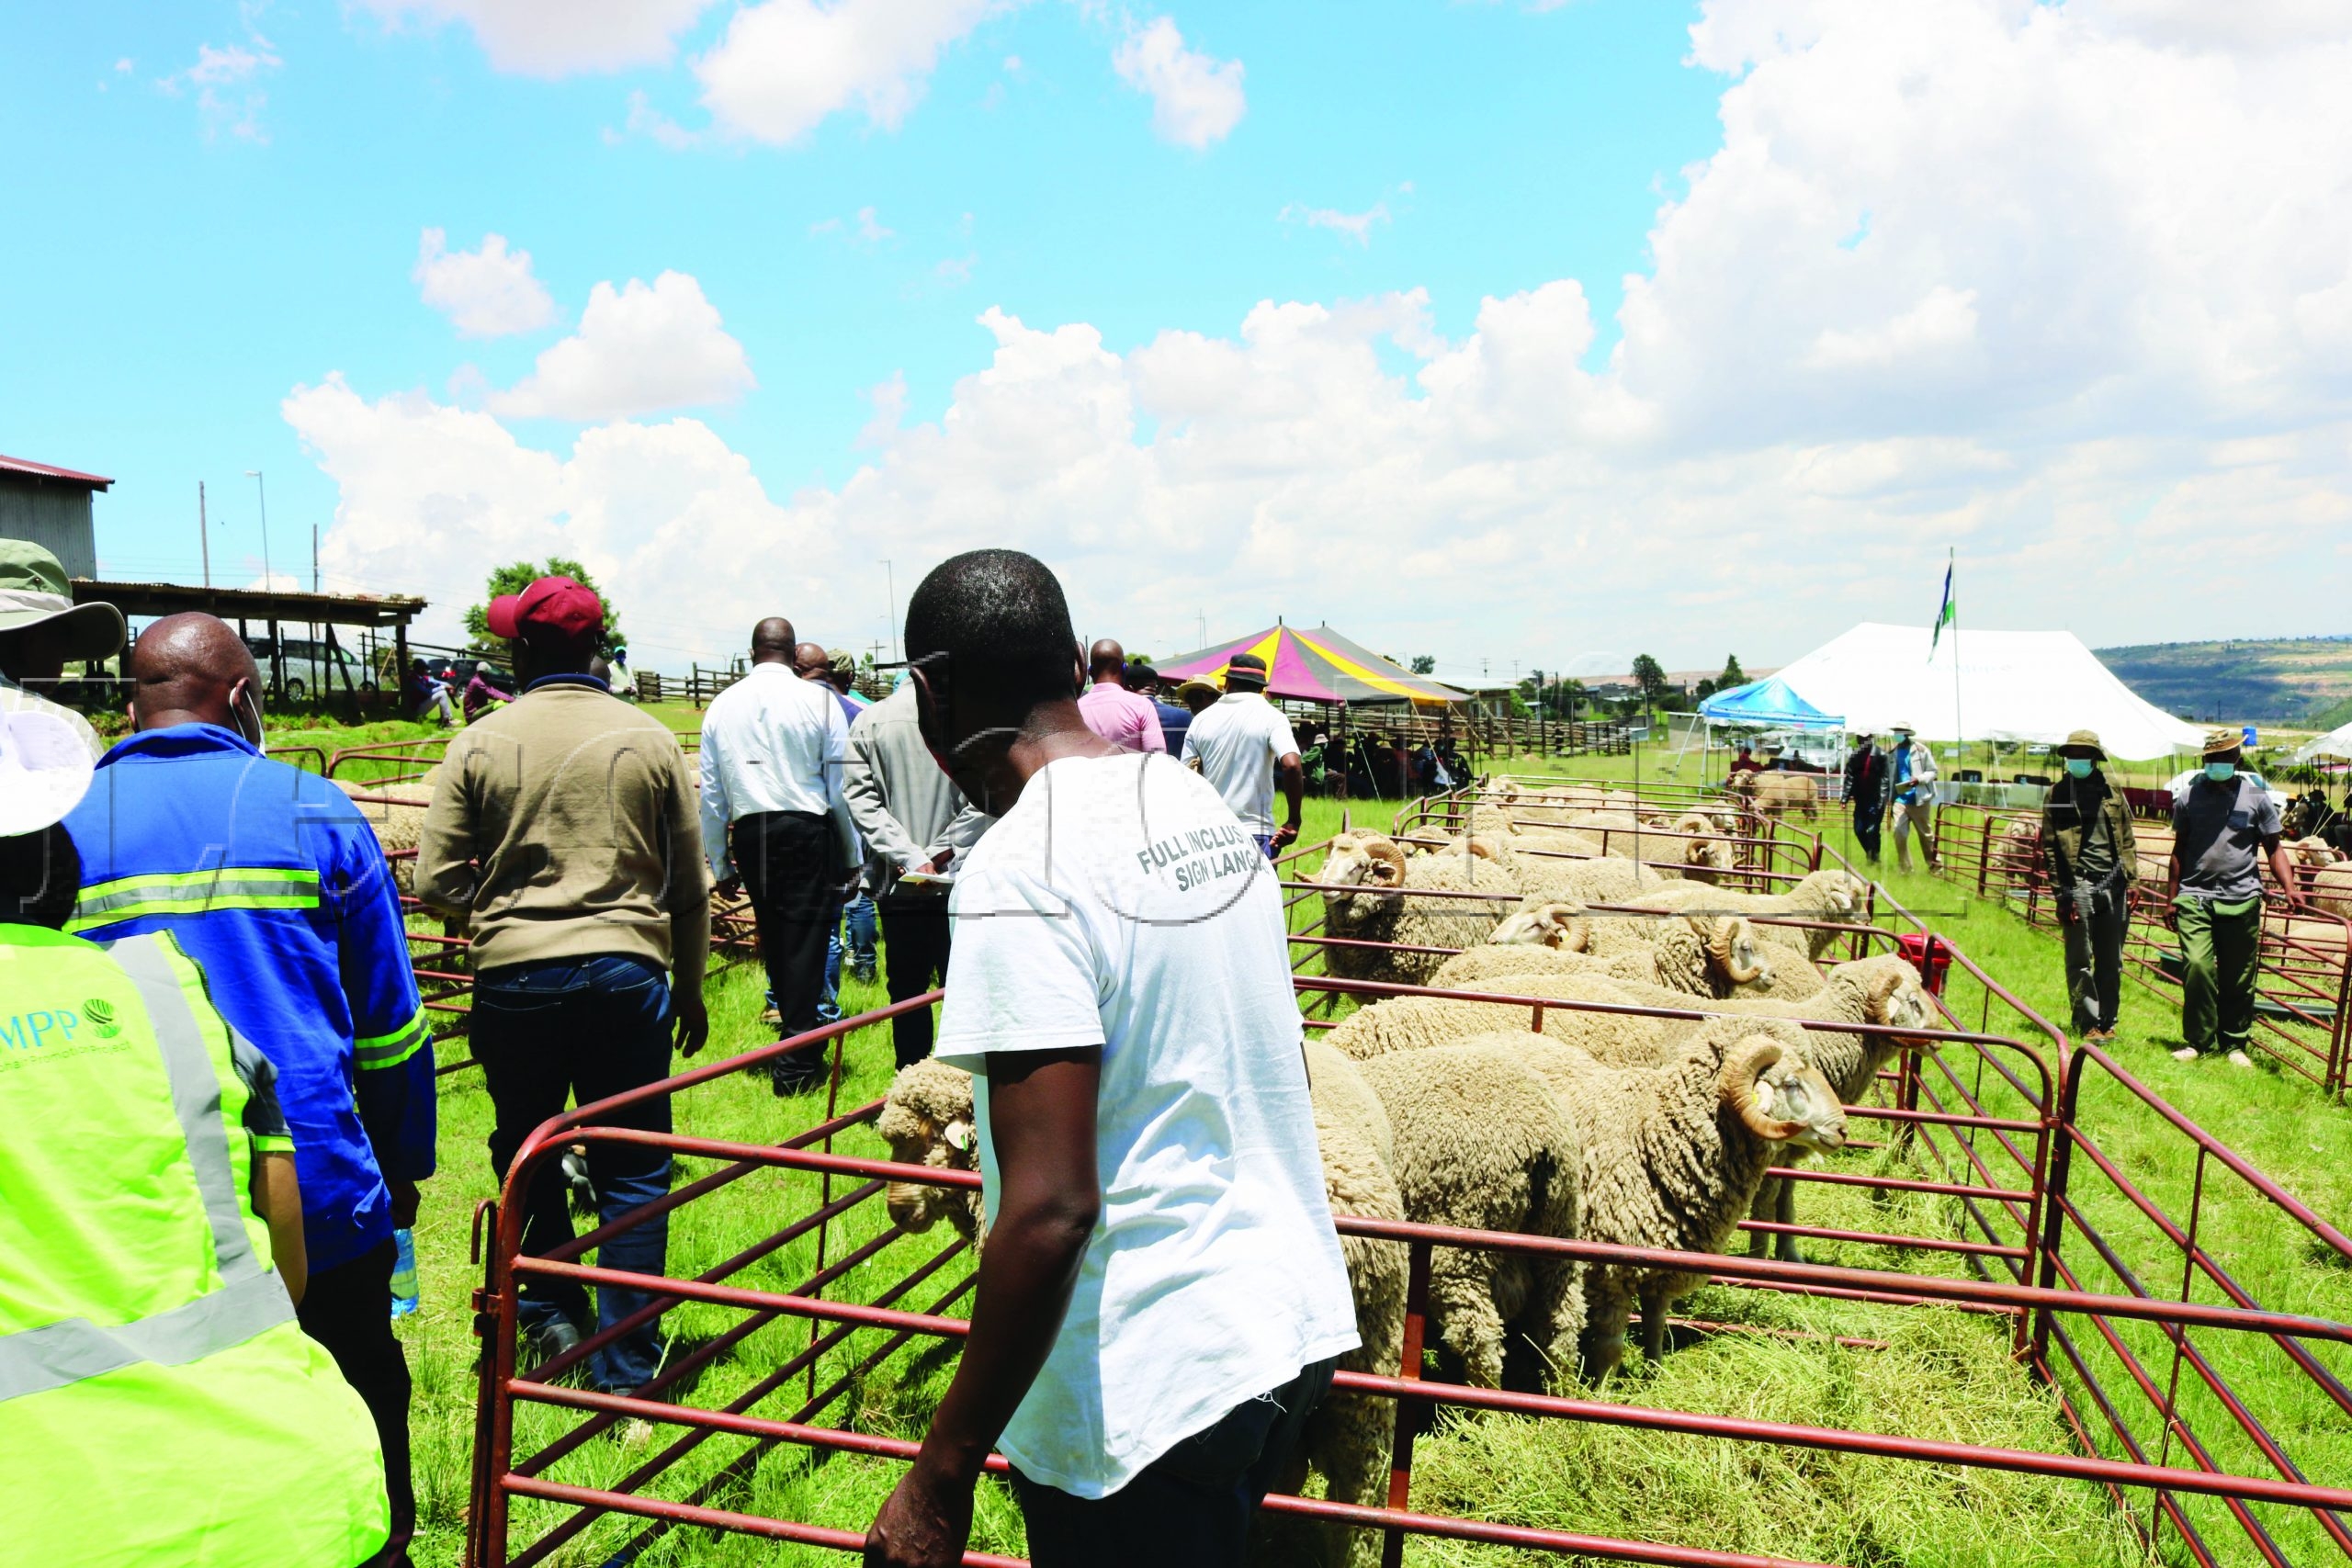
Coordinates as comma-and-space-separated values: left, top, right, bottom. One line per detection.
0, 539, 125, 663
1890, 721, 1917, 735
0, 708, 96, 836
1175, 678, 1221, 703
2201, 726, 2242, 757
2056, 728, 2107, 761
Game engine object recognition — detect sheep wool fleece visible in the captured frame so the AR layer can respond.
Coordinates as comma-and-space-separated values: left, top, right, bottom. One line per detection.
936, 751, 1359, 1500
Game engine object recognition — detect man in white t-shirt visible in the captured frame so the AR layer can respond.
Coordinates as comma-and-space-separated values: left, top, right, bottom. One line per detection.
1178, 651, 1306, 859
863, 550, 1357, 1568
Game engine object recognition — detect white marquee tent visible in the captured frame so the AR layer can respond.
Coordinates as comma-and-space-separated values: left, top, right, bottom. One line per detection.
2292, 718, 2352, 763
1766, 624, 2205, 760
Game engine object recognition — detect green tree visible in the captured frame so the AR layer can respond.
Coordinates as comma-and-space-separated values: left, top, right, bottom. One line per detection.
1631, 653, 1668, 725
464, 558, 623, 655
1717, 653, 1747, 690
1410, 654, 1436, 674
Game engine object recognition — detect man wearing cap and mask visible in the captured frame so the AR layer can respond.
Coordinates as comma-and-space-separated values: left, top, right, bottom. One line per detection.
419, 575, 709, 1391
1178, 653, 1305, 858
2042, 729, 2137, 1044
2, 705, 396, 1566
2167, 728, 2302, 1067
60, 612, 435, 1564
0, 538, 123, 760
1889, 722, 1941, 874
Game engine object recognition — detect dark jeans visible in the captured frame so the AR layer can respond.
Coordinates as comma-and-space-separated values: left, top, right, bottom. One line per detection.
818, 891, 880, 1024
1852, 800, 1884, 863
878, 897, 953, 1069
2061, 869, 2129, 1033
736, 810, 837, 1049
297, 1241, 414, 1568
473, 953, 675, 1391
1011, 1358, 1337, 1568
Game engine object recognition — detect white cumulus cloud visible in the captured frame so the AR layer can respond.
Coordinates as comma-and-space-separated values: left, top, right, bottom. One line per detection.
1280, 201, 1391, 247
413, 229, 559, 338
693, 0, 998, 145
350, 0, 719, 76
1112, 17, 1245, 149
295, 0, 2352, 666
492, 271, 755, 422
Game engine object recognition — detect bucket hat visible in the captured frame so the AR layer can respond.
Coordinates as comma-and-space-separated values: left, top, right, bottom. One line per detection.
0, 540, 124, 662
2055, 728, 2106, 761
0, 707, 96, 836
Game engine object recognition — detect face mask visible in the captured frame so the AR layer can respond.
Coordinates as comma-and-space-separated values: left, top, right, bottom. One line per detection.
2204, 760, 2235, 783
239, 684, 267, 756
2064, 758, 2094, 779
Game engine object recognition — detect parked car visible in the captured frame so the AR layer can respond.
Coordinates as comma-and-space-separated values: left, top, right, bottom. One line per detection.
243, 634, 372, 701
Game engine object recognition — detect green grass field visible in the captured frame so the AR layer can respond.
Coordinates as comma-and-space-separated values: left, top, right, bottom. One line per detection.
378, 743, 2351, 1567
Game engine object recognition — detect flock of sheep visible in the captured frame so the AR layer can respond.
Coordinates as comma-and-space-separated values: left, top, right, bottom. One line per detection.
874, 786, 1944, 1566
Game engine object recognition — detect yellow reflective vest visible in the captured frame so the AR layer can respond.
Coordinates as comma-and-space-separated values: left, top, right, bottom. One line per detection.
0, 924, 388, 1568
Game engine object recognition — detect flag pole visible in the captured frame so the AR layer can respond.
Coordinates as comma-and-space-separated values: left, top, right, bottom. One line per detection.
1949, 547, 1962, 784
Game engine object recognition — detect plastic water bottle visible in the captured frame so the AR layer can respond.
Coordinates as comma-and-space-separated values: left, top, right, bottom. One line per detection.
390, 1226, 421, 1318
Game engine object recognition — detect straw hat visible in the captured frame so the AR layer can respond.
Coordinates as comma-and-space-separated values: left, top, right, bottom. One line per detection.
1175, 678, 1221, 703
2055, 728, 2106, 761
2200, 726, 2242, 758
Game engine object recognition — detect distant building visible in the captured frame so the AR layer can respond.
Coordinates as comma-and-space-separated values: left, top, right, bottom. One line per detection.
0, 454, 110, 577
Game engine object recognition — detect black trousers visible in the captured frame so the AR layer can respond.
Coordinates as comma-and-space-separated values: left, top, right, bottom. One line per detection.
298, 1241, 414, 1568
1852, 799, 1884, 863
737, 810, 838, 1046
878, 897, 953, 1068
2061, 870, 2130, 1033
1011, 1358, 1336, 1568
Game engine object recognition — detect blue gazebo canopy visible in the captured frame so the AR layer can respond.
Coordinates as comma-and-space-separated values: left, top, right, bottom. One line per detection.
1698, 675, 1845, 731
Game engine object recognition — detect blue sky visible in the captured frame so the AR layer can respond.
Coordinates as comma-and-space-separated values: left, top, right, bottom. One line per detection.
3, 1, 2346, 669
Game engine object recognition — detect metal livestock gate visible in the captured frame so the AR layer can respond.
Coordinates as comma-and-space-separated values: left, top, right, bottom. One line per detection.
458, 805, 2352, 1568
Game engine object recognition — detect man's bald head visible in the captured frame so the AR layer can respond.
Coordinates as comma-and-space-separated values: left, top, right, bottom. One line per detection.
751, 617, 796, 666
1088, 638, 1125, 682
129, 613, 262, 739
793, 642, 831, 681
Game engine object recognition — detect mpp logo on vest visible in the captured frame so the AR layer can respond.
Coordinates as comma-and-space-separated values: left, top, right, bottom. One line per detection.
0, 1003, 85, 1051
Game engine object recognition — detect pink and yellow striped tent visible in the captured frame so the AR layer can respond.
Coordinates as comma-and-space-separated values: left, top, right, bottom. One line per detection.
1154, 624, 1468, 707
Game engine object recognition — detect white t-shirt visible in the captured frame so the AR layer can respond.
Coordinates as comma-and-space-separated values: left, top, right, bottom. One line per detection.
1178, 692, 1300, 834
935, 751, 1358, 1497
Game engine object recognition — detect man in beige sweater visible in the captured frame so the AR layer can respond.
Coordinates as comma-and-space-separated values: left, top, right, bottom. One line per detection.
416, 575, 708, 1389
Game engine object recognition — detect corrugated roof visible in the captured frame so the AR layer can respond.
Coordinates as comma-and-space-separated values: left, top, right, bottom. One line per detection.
0, 454, 112, 489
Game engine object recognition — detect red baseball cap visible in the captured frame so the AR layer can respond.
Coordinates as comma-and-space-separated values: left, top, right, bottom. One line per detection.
487, 575, 604, 644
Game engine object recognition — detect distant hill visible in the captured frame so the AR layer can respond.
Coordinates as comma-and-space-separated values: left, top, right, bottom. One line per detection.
2094, 637, 2352, 728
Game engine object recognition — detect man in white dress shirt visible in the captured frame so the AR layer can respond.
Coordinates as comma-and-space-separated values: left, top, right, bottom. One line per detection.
698, 616, 857, 1092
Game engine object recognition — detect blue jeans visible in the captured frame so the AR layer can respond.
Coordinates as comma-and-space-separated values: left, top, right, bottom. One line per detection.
817, 892, 879, 1024
472, 953, 674, 1392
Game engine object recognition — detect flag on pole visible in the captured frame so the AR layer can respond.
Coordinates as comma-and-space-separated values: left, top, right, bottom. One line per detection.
1928, 554, 1956, 660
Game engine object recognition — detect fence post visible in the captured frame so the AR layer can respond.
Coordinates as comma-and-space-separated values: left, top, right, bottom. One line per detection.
1381, 1240, 1432, 1568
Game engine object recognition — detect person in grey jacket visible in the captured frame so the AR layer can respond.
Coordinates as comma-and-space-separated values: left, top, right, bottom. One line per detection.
843, 682, 993, 1066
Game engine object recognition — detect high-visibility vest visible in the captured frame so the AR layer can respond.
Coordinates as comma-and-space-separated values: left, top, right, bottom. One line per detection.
0, 924, 389, 1568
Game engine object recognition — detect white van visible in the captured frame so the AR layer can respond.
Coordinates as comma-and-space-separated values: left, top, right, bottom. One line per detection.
244, 634, 373, 701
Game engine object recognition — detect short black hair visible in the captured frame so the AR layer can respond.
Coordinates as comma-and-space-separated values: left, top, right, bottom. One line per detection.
905, 549, 1080, 709
0, 826, 82, 930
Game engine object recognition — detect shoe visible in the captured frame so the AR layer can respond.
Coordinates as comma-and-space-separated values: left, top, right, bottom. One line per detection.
526, 1317, 585, 1374
759, 1005, 782, 1027
768, 1061, 825, 1097
2171, 1046, 2200, 1063
2227, 1049, 2255, 1069
854, 964, 877, 986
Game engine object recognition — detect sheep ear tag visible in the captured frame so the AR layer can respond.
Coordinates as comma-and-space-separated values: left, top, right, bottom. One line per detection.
944, 1120, 975, 1154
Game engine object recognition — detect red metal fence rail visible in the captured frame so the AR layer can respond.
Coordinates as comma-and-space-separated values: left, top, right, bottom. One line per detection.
464, 820, 2352, 1568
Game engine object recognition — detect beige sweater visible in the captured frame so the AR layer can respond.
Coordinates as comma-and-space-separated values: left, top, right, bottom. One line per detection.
417, 682, 708, 972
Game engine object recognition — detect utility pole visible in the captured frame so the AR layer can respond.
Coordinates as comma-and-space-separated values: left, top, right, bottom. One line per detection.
243, 471, 272, 592
881, 558, 898, 661
198, 481, 210, 588
311, 523, 319, 593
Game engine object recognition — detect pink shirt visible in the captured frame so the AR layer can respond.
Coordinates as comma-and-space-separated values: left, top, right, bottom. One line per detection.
1077, 682, 1168, 753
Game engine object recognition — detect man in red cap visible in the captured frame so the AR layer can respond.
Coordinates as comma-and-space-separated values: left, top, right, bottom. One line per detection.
416, 575, 711, 1389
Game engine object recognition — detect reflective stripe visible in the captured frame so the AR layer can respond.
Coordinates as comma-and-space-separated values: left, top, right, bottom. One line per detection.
0, 1271, 294, 1404
354, 1006, 429, 1071
108, 935, 263, 1281
0, 935, 297, 1405
68, 868, 322, 932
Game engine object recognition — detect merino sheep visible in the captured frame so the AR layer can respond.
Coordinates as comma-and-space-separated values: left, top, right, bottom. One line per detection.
2286, 839, 2352, 918
1487, 1021, 1848, 1376
1626, 866, 1871, 960
1728, 770, 1822, 819
1327, 964, 1668, 1066
1313, 831, 1518, 986
1714, 953, 1939, 1263
334, 768, 440, 895
1356, 1043, 1583, 1392
878, 1046, 1410, 1565
1739, 936, 1828, 998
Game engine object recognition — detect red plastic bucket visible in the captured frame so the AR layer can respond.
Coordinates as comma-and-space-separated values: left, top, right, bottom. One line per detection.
1896, 931, 1952, 995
